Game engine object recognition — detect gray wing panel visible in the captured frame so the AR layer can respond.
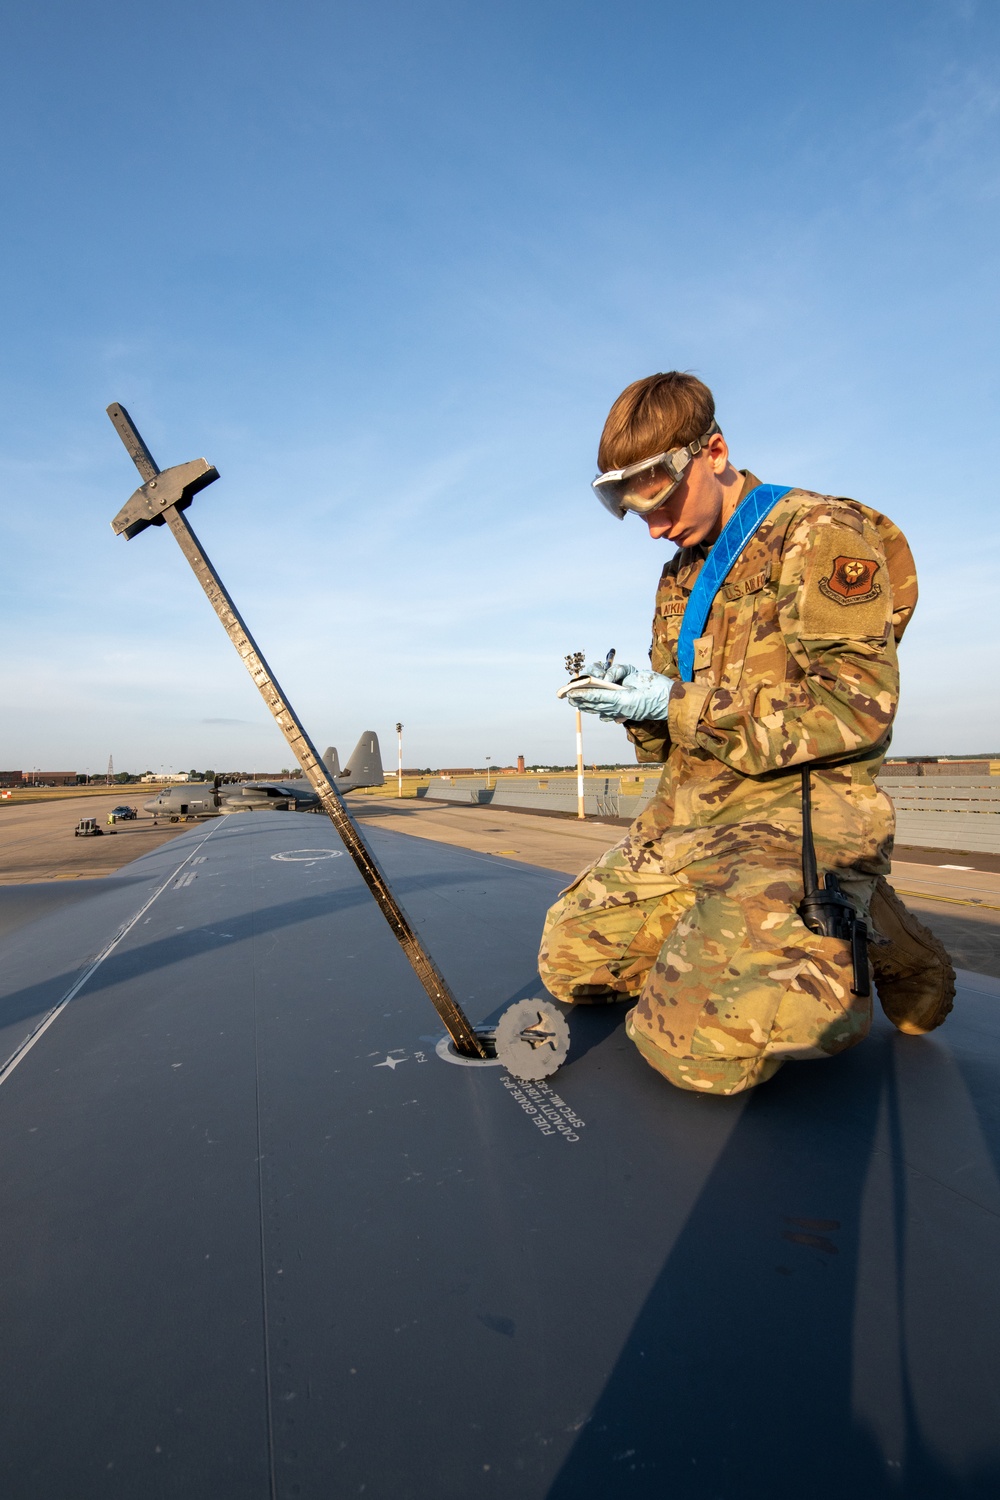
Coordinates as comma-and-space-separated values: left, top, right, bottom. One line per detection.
0, 816, 997, 1497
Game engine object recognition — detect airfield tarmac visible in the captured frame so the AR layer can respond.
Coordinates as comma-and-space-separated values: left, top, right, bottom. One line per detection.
0, 793, 189, 882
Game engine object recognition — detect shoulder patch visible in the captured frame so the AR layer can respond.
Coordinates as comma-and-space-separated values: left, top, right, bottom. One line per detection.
797, 525, 891, 640
819, 555, 881, 605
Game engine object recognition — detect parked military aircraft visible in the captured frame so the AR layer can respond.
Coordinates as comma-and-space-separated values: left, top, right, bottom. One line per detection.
142, 731, 384, 819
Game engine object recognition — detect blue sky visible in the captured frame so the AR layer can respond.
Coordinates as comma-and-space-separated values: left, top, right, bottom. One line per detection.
1, 0, 998, 774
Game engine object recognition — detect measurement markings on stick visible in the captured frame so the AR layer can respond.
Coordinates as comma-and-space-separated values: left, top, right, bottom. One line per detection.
106, 402, 488, 1061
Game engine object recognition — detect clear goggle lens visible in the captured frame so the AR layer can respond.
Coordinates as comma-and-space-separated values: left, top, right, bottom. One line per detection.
592, 423, 720, 519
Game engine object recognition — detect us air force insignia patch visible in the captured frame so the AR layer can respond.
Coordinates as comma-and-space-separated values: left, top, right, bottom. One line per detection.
819, 555, 881, 605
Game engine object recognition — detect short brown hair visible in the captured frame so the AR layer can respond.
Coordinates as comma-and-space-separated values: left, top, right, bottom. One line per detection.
597, 371, 716, 472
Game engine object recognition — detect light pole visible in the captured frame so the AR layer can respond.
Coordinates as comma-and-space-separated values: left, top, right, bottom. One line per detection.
396, 722, 403, 798
564, 652, 586, 820
485, 756, 492, 789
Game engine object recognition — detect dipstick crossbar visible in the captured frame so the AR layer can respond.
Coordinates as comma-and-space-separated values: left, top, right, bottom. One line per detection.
106, 403, 487, 1059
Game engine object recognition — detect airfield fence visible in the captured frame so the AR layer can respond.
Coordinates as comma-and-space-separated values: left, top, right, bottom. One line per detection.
418, 775, 661, 819
880, 778, 1000, 854
413, 771, 1000, 853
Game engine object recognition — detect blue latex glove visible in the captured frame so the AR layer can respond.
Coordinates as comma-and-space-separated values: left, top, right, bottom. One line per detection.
586, 659, 636, 685
567, 668, 673, 723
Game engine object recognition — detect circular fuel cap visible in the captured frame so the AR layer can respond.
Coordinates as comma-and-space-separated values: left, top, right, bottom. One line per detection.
494, 998, 570, 1081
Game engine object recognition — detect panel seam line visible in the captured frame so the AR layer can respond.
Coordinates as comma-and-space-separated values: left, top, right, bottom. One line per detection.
0, 821, 222, 1090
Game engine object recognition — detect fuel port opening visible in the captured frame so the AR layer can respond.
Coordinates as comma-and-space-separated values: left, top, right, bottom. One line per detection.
435, 1031, 502, 1067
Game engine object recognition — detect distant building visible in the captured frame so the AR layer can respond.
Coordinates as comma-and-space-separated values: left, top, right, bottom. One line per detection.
880, 758, 1000, 778
0, 771, 23, 787
22, 772, 79, 787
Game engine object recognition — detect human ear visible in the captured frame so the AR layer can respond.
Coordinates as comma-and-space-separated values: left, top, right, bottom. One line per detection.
705, 432, 730, 472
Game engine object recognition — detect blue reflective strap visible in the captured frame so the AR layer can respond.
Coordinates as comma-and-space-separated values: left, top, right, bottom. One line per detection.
676, 484, 791, 681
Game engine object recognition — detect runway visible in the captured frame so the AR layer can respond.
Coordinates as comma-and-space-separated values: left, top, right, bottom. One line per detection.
0, 813, 998, 1498
0, 792, 189, 883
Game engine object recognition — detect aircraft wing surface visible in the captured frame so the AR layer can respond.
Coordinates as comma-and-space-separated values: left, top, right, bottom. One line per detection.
0, 815, 998, 1497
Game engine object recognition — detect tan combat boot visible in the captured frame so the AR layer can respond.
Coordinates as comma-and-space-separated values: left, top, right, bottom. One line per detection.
565, 984, 631, 1005
869, 876, 956, 1035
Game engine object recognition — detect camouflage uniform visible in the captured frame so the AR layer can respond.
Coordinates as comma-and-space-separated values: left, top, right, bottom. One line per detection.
539, 472, 943, 1096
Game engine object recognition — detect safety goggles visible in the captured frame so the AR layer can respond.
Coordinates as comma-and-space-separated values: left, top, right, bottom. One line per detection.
591, 421, 721, 519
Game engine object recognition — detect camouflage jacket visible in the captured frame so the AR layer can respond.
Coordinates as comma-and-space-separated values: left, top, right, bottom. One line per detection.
627, 472, 918, 876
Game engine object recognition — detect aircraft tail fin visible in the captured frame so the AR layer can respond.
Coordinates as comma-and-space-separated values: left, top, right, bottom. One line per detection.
338, 731, 384, 790
322, 745, 341, 777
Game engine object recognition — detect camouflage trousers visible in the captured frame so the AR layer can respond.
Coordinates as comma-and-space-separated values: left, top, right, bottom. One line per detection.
538, 830, 875, 1097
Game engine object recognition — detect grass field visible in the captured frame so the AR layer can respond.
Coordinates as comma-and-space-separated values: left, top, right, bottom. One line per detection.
4, 769, 653, 808
351, 768, 653, 799
0, 784, 169, 808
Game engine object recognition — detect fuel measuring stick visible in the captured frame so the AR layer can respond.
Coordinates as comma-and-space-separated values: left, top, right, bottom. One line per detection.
105, 403, 488, 1060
